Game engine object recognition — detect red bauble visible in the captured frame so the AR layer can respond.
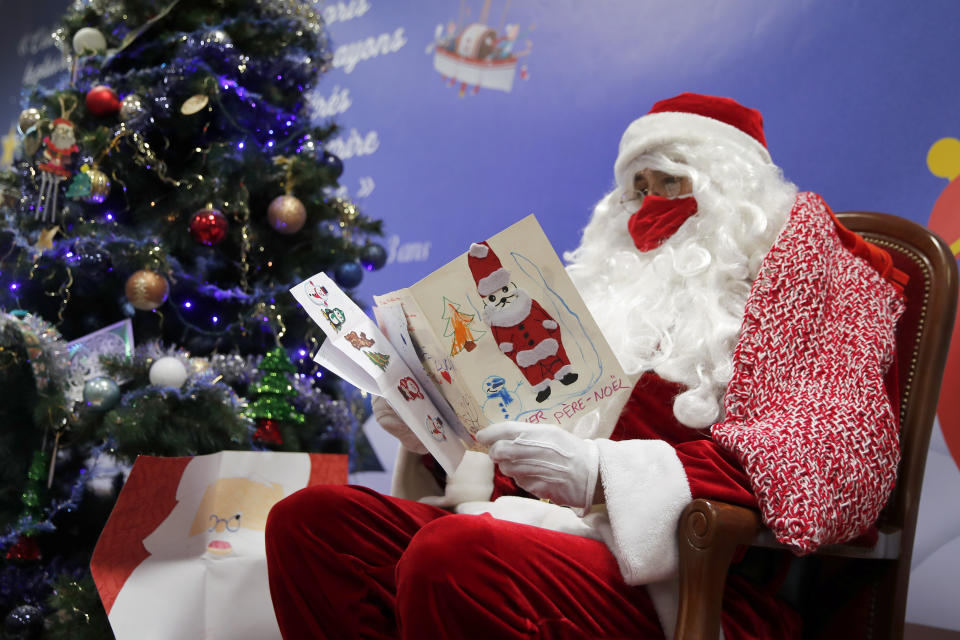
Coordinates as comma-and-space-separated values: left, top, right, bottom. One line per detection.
189, 208, 229, 245
253, 418, 284, 447
5, 534, 41, 562
85, 85, 122, 116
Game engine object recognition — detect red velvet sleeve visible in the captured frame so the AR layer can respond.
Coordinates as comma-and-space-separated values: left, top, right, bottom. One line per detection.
610, 373, 757, 508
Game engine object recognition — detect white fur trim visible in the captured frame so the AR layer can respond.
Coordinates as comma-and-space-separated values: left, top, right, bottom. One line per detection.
455, 496, 606, 541
516, 337, 559, 367
542, 319, 558, 330
499, 342, 514, 353
614, 111, 771, 188
469, 242, 489, 258
553, 364, 573, 380
531, 379, 550, 392
594, 439, 692, 585
419, 450, 495, 507
482, 292, 532, 327
476, 268, 510, 296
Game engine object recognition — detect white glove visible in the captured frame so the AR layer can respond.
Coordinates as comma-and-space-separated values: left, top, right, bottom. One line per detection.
477, 421, 600, 513
371, 396, 428, 455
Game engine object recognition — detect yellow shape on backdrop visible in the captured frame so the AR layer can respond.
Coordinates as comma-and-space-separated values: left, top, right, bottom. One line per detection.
1, 125, 17, 167
928, 137, 960, 180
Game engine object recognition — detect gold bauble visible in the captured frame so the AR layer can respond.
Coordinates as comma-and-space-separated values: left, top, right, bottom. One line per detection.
124, 269, 169, 311
86, 169, 111, 204
267, 195, 307, 234
17, 108, 42, 135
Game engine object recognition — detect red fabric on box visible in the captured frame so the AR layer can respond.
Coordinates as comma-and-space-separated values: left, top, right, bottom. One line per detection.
90, 456, 191, 614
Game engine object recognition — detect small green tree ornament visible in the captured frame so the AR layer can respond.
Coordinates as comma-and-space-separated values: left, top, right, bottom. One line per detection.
246, 347, 305, 447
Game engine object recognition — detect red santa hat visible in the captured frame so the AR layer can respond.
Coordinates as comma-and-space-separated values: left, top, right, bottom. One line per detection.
614, 93, 772, 184
468, 241, 511, 296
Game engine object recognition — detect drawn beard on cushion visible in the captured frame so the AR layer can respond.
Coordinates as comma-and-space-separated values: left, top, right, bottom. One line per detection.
565, 140, 797, 429
107, 455, 309, 640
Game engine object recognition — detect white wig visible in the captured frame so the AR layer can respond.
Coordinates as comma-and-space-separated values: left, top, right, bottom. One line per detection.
566, 137, 797, 428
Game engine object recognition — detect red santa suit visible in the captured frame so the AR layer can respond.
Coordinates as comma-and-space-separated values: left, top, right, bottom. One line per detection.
265, 95, 905, 640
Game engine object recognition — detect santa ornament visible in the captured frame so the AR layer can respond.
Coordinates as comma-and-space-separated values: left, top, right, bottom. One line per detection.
469, 241, 577, 403
35, 97, 80, 223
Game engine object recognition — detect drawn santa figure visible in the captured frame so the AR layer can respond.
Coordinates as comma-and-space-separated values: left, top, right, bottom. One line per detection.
469, 240, 577, 403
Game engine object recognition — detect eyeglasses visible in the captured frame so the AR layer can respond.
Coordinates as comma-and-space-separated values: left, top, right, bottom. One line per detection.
619, 187, 649, 213
208, 513, 242, 533
618, 172, 689, 213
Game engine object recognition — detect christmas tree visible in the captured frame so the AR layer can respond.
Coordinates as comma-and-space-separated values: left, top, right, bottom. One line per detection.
0, 1, 386, 636
246, 346, 305, 448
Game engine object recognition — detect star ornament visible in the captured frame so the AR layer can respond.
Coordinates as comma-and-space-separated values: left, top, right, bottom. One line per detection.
34, 226, 60, 253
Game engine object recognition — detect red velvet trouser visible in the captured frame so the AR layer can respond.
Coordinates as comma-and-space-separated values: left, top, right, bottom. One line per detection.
265, 484, 795, 640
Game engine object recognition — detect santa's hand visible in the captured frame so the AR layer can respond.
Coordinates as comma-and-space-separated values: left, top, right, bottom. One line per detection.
372, 396, 428, 455
477, 421, 599, 512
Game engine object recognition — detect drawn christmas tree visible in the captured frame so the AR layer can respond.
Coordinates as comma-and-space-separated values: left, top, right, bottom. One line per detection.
364, 350, 390, 371
442, 297, 484, 356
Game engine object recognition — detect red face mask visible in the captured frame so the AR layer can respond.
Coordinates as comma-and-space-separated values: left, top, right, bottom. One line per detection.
627, 194, 699, 252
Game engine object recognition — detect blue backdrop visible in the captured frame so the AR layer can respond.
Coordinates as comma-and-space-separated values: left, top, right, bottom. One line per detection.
2, 0, 959, 630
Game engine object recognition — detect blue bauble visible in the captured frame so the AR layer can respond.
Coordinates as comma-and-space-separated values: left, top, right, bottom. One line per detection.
83, 376, 121, 410
4, 604, 43, 639
321, 151, 344, 179
360, 243, 388, 271
334, 261, 363, 288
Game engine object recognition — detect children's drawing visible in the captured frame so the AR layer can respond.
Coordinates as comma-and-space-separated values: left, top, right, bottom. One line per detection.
344, 330, 375, 350
480, 375, 524, 422
322, 307, 345, 332
363, 350, 390, 371
304, 280, 329, 307
441, 296, 483, 356
468, 241, 578, 403
426, 414, 446, 441
397, 376, 425, 401
424, 352, 455, 385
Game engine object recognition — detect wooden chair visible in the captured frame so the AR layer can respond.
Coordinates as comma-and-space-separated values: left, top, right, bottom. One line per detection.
674, 211, 959, 640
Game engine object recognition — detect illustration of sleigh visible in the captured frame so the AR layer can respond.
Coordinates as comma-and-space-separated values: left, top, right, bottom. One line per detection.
432, 12, 529, 97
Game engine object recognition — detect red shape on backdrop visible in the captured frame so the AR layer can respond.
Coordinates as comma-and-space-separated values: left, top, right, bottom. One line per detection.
926, 175, 960, 471
85, 85, 122, 116
189, 208, 229, 245
253, 418, 284, 447
6, 534, 42, 562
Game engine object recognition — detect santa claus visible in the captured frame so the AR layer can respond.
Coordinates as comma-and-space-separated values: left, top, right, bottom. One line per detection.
469, 240, 578, 402
265, 93, 904, 639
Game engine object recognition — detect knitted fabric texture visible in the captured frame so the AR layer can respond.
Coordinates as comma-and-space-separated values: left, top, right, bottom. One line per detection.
712, 192, 905, 554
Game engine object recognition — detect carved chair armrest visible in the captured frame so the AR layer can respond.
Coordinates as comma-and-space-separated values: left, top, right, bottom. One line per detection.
674, 499, 762, 639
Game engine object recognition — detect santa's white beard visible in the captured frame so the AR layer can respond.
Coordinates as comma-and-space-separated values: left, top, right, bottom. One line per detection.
566, 144, 797, 428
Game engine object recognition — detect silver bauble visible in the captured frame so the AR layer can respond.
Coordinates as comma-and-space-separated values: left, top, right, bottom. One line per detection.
83, 376, 121, 410
119, 94, 146, 122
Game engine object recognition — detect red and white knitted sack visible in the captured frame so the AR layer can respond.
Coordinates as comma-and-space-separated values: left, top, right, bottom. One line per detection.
712, 193, 905, 554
